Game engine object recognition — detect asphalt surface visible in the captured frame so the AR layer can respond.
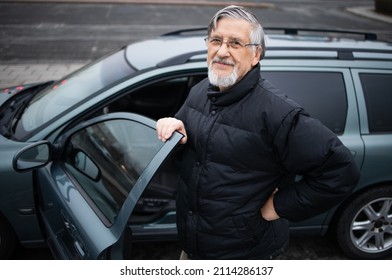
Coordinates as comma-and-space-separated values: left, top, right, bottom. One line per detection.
11, 236, 349, 260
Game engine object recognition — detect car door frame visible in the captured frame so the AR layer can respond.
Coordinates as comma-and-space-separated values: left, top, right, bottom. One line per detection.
351, 68, 392, 189
29, 112, 182, 259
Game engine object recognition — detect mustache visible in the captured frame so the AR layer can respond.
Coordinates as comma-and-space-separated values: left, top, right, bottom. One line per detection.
212, 57, 235, 66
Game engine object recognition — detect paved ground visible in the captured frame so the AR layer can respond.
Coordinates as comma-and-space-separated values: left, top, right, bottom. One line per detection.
0, 63, 84, 88
11, 236, 351, 260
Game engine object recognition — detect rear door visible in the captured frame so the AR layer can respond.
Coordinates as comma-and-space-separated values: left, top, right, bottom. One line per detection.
261, 67, 365, 233
35, 112, 182, 259
351, 69, 392, 188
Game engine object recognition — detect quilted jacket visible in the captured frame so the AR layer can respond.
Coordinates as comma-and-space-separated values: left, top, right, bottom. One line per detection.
174, 64, 360, 259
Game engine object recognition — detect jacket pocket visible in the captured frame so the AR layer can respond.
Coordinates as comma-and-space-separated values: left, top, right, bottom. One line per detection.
232, 212, 268, 245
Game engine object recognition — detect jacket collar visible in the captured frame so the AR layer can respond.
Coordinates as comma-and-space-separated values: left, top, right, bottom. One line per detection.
207, 64, 260, 107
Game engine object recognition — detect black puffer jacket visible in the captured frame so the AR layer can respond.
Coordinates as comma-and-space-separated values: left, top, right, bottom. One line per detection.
174, 64, 360, 259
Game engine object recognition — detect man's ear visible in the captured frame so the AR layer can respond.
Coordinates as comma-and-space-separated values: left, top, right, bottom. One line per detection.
252, 47, 262, 66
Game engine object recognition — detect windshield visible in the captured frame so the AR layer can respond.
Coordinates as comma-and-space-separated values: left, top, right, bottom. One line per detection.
13, 49, 135, 140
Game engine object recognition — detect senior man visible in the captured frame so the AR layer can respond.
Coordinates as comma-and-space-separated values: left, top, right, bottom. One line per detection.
156, 5, 360, 260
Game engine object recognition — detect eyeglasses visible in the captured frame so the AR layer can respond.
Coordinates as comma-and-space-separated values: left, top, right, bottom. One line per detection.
204, 37, 259, 50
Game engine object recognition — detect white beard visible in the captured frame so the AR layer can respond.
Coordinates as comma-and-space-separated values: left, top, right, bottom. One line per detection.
208, 60, 238, 89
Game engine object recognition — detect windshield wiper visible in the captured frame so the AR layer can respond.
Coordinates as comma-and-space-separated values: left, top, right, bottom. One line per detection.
0, 81, 53, 139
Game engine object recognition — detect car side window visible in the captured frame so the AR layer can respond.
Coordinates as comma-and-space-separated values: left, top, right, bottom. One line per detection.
63, 119, 164, 224
261, 71, 347, 134
108, 74, 207, 120
359, 73, 392, 133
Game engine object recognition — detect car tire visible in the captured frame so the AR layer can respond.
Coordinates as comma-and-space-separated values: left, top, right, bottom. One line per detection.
336, 185, 392, 259
0, 218, 17, 259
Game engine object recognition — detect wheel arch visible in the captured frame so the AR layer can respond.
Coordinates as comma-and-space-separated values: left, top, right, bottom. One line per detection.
327, 181, 392, 235
326, 181, 392, 259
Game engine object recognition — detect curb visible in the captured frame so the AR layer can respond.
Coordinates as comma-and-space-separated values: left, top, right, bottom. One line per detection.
346, 6, 392, 24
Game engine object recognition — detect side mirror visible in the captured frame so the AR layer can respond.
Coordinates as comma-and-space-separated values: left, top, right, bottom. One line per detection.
13, 141, 51, 172
73, 150, 101, 181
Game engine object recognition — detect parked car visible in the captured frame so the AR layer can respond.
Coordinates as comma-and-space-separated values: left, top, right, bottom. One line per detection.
0, 28, 391, 259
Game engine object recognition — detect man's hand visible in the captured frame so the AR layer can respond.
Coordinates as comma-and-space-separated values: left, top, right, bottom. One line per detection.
156, 117, 188, 144
260, 188, 280, 221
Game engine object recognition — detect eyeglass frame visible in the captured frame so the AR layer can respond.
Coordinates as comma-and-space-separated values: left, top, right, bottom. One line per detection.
204, 36, 260, 50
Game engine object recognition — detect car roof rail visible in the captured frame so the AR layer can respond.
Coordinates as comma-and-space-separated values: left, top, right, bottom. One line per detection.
265, 27, 378, 41
157, 50, 207, 68
161, 27, 207, 36
162, 27, 378, 41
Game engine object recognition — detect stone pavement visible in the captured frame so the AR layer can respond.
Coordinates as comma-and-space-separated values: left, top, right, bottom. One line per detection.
0, 1, 391, 89
0, 63, 85, 88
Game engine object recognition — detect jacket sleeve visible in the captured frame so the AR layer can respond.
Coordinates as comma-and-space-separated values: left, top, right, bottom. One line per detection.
272, 109, 361, 222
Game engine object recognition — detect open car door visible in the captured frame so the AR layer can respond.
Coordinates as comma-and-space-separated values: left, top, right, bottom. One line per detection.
13, 113, 182, 259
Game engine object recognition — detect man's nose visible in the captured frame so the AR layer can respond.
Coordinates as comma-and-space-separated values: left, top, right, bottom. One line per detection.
217, 42, 230, 56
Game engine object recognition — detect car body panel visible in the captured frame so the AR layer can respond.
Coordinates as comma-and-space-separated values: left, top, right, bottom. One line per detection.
0, 135, 45, 244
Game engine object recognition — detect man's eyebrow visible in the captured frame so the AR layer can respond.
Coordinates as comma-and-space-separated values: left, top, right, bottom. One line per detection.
209, 34, 246, 41
230, 37, 244, 41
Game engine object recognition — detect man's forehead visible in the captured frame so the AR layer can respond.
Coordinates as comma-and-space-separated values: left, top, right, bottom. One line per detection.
211, 18, 251, 39
210, 30, 249, 41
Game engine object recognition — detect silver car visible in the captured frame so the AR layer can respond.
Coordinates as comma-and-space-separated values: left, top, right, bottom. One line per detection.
0, 28, 391, 259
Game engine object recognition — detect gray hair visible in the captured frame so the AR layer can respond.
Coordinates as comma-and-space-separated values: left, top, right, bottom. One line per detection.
207, 5, 266, 60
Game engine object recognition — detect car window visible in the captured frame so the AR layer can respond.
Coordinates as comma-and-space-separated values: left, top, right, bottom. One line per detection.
13, 49, 135, 140
108, 74, 206, 119
63, 119, 164, 224
359, 73, 392, 133
261, 71, 347, 134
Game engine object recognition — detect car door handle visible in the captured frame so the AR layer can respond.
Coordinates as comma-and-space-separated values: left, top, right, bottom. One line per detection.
61, 210, 77, 237
60, 210, 87, 258
74, 240, 86, 258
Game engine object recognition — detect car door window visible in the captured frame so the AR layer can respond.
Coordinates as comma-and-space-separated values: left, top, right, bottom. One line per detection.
261, 71, 347, 134
359, 73, 392, 133
108, 74, 206, 120
63, 118, 164, 224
